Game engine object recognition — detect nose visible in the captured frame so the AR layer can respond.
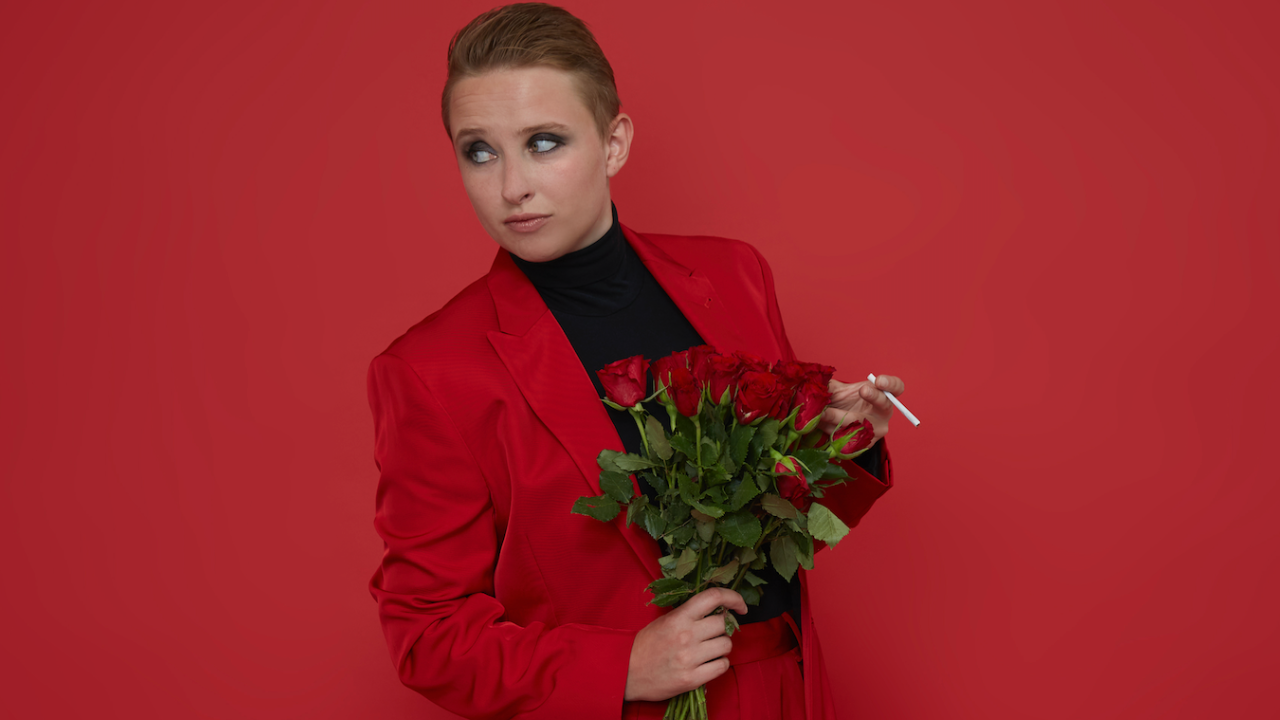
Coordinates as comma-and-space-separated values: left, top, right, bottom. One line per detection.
500, 155, 533, 206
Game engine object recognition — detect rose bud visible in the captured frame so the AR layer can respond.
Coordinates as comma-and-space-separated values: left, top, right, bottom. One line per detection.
652, 350, 691, 400
791, 379, 832, 433
774, 457, 812, 512
597, 355, 650, 408
688, 344, 718, 387
830, 418, 875, 457
667, 366, 703, 417
735, 370, 790, 425
705, 353, 742, 405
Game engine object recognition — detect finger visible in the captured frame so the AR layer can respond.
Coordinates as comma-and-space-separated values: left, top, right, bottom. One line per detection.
859, 385, 895, 413
691, 612, 736, 641
873, 374, 905, 396
679, 587, 747, 619
688, 656, 733, 687
688, 635, 733, 667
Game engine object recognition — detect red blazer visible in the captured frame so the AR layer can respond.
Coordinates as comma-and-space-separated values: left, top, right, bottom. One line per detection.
367, 224, 894, 719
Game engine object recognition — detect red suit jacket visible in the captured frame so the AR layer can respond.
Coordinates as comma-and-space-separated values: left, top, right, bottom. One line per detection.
367, 224, 894, 719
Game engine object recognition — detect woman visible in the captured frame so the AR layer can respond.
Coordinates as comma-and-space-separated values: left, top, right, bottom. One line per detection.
366, 4, 906, 718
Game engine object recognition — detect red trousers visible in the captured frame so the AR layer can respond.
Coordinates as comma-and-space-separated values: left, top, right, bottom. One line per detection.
625, 614, 806, 719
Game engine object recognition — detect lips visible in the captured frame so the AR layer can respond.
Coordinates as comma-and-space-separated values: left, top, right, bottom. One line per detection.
504, 213, 549, 233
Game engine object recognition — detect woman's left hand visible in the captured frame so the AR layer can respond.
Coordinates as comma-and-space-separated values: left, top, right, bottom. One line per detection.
815, 374, 906, 446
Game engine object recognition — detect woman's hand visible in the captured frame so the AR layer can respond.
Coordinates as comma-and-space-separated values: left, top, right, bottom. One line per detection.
624, 588, 747, 702
816, 374, 906, 445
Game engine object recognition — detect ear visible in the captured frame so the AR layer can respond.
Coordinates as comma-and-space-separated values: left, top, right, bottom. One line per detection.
604, 113, 633, 178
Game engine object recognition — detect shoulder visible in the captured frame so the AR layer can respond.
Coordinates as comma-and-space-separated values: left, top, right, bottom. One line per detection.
632, 228, 779, 301
632, 229, 775, 288
373, 272, 500, 373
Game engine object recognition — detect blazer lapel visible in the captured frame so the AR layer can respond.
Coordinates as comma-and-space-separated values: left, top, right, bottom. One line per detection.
620, 224, 752, 355
485, 248, 664, 581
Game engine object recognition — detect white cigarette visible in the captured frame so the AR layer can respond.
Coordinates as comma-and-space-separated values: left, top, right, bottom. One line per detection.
868, 373, 921, 427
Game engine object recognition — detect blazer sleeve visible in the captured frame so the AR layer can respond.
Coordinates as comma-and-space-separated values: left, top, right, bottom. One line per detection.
743, 242, 894, 552
367, 352, 638, 719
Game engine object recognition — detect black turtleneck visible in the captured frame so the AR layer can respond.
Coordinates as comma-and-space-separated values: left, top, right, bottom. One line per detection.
511, 204, 882, 630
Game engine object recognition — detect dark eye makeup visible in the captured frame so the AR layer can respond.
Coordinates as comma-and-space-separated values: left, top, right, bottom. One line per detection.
463, 133, 566, 165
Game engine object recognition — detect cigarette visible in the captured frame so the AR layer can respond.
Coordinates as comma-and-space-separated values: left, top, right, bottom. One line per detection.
867, 374, 921, 427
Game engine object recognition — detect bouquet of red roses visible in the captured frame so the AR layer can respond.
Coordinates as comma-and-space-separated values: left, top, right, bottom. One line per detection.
571, 345, 874, 720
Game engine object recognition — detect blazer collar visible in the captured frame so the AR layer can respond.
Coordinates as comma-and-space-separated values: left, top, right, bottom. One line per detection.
484, 224, 749, 581
486, 224, 749, 350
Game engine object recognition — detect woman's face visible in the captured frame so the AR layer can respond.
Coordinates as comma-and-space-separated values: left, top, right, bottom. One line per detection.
448, 65, 632, 263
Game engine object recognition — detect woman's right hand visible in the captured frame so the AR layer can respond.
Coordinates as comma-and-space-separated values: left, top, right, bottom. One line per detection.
623, 588, 748, 702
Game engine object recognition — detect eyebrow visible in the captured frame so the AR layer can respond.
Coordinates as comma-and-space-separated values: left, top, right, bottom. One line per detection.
453, 122, 571, 144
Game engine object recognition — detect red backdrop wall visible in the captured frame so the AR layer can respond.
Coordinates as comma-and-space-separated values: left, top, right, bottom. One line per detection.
2, 1, 1277, 717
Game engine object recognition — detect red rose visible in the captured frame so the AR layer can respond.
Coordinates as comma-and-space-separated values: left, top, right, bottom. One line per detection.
597, 355, 650, 408
733, 350, 772, 374
705, 353, 742, 405
773, 360, 808, 385
652, 350, 691, 393
791, 379, 832, 433
735, 371, 792, 424
831, 418, 874, 456
667, 366, 702, 417
688, 345, 718, 387
775, 458, 812, 511
798, 362, 836, 386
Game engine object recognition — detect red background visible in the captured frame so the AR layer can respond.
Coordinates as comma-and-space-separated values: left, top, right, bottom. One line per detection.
2, 1, 1277, 717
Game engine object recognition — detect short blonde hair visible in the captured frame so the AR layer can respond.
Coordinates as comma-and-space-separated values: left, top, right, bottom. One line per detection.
442, 3, 621, 138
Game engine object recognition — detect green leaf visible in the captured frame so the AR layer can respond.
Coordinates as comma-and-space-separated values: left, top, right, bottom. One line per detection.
756, 471, 772, 493
770, 535, 799, 582
669, 523, 695, 547
596, 449, 621, 474
743, 570, 768, 587
755, 418, 780, 452
689, 498, 725, 518
716, 510, 762, 547
695, 516, 715, 542
646, 415, 673, 461
571, 494, 620, 523
821, 462, 849, 480
740, 585, 762, 606
642, 505, 667, 539
705, 559, 739, 585
599, 449, 655, 473
599, 470, 634, 503
730, 423, 757, 467
728, 476, 760, 511
807, 503, 851, 548
738, 547, 758, 565
640, 471, 668, 495
675, 413, 698, 441
706, 415, 728, 442
793, 449, 829, 478
795, 531, 815, 570
646, 577, 694, 607
669, 434, 698, 459
674, 546, 698, 579
761, 493, 799, 521
702, 463, 730, 487
625, 493, 649, 527
718, 449, 736, 477
614, 453, 657, 472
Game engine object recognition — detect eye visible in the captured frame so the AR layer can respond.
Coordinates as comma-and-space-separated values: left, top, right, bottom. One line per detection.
466, 143, 496, 164
529, 134, 562, 154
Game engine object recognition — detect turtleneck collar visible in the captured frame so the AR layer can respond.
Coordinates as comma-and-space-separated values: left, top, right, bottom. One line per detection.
509, 203, 644, 317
